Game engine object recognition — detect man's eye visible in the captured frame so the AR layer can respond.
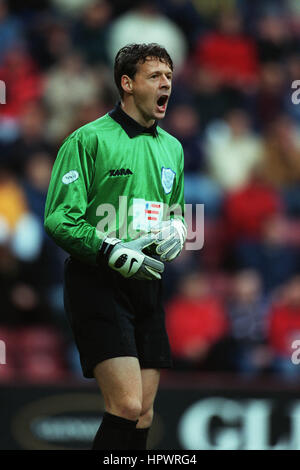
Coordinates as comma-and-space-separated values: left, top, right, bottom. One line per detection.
151, 75, 158, 78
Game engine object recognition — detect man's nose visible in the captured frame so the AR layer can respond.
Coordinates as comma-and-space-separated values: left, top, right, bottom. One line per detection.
160, 76, 171, 88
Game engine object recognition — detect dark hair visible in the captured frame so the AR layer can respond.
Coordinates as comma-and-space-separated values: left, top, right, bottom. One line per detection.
114, 43, 174, 98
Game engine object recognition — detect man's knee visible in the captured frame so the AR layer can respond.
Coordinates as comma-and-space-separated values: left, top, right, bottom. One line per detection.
138, 407, 154, 428
107, 397, 142, 421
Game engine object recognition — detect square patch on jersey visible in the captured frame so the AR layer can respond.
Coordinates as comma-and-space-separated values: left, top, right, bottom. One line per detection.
132, 198, 163, 231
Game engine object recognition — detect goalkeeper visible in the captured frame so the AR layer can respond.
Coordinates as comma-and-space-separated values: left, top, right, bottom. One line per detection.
44, 43, 186, 450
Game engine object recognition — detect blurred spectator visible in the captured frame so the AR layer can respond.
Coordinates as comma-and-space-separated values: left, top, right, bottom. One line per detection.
72, 0, 112, 66
66, 100, 113, 137
256, 12, 298, 64
22, 152, 53, 221
184, 175, 223, 219
0, 0, 25, 65
107, 1, 188, 70
0, 168, 43, 264
166, 272, 228, 369
4, 101, 54, 175
162, 248, 201, 302
43, 52, 99, 141
250, 62, 286, 130
190, 0, 242, 20
20, 151, 67, 309
50, 0, 96, 18
223, 177, 282, 243
27, 16, 73, 71
0, 168, 48, 297
159, 0, 203, 49
258, 115, 300, 187
228, 270, 268, 341
205, 109, 263, 190
0, 47, 43, 119
170, 103, 225, 215
193, 9, 259, 89
268, 276, 300, 378
191, 66, 242, 130
226, 270, 272, 374
0, 168, 27, 233
258, 115, 300, 216
234, 215, 300, 292
0, 241, 50, 326
165, 104, 203, 173
201, 219, 228, 270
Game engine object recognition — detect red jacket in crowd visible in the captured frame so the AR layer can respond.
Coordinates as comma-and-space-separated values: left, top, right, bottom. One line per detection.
194, 32, 259, 87
166, 296, 228, 358
268, 304, 300, 357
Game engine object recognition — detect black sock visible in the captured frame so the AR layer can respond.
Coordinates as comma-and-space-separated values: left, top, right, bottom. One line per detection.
92, 412, 138, 450
131, 427, 150, 450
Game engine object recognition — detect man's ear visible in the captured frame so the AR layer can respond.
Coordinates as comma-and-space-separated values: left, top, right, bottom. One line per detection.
121, 75, 133, 95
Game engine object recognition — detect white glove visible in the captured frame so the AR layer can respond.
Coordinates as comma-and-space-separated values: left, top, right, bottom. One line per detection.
152, 219, 187, 261
99, 234, 164, 280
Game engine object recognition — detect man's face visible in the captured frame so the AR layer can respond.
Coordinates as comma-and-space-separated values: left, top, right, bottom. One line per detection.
127, 57, 172, 124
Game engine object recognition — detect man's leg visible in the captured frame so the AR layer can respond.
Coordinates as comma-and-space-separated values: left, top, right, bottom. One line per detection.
92, 356, 143, 450
132, 368, 160, 449
92, 359, 160, 450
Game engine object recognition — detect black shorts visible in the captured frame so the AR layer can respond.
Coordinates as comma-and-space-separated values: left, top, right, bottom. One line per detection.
63, 257, 173, 378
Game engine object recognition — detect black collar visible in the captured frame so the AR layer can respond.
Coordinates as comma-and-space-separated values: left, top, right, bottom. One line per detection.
108, 102, 158, 138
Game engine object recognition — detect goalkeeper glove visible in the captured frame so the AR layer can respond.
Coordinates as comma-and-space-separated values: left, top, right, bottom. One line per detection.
152, 219, 187, 262
98, 234, 164, 280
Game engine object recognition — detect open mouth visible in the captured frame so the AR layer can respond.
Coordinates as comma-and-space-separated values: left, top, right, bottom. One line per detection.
157, 95, 169, 110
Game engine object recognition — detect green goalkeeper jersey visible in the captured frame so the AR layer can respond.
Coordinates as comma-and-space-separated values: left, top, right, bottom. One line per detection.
44, 104, 185, 265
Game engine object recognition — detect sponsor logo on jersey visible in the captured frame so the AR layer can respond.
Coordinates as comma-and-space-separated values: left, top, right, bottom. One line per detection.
62, 170, 79, 185
161, 167, 176, 194
145, 202, 161, 222
132, 198, 163, 231
109, 169, 133, 177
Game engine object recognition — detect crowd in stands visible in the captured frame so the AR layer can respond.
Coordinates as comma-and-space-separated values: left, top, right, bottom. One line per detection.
1, 0, 300, 381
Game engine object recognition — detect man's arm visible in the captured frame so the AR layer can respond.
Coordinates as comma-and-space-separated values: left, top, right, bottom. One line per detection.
169, 145, 185, 226
44, 136, 103, 265
151, 144, 187, 262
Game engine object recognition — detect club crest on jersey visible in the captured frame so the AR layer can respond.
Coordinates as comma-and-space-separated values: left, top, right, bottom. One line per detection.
161, 167, 175, 194
62, 170, 79, 185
